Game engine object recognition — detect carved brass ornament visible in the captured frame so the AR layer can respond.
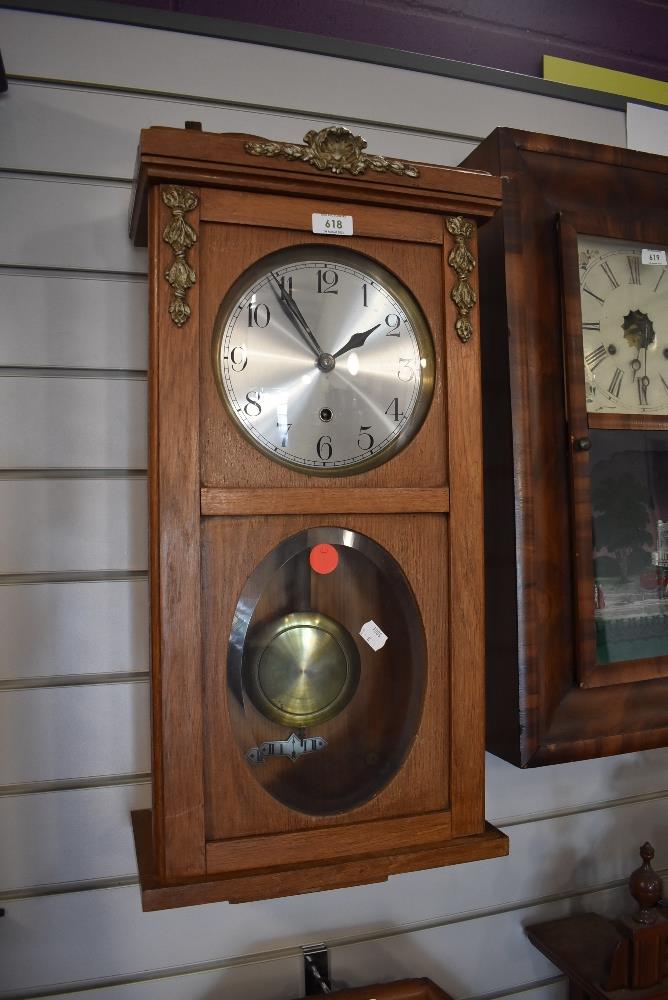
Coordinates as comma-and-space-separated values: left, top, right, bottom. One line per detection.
446, 216, 477, 343
244, 125, 420, 179
162, 185, 199, 327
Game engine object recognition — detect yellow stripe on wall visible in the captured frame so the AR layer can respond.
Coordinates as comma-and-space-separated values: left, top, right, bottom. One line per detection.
544, 55, 668, 107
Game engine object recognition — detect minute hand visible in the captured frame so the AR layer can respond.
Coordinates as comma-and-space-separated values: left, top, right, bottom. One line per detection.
333, 324, 381, 359
268, 274, 324, 357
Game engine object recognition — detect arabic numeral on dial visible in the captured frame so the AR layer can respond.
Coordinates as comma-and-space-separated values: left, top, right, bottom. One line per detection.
277, 275, 293, 296
384, 397, 404, 422
385, 313, 401, 337
398, 357, 415, 381
317, 269, 339, 294
317, 435, 333, 461
362, 283, 369, 307
357, 425, 374, 450
244, 391, 262, 417
277, 421, 292, 447
230, 345, 247, 372
247, 303, 271, 327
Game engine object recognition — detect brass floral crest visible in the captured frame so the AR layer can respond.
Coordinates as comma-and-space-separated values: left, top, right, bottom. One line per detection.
245, 125, 419, 178
446, 216, 477, 343
162, 185, 199, 327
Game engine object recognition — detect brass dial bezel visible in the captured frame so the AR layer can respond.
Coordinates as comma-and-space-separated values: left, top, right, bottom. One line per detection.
211, 244, 435, 476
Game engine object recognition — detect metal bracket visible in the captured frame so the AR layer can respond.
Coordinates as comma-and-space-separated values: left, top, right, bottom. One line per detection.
302, 943, 331, 995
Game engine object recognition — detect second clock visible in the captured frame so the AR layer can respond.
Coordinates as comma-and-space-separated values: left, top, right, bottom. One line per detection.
462, 128, 668, 766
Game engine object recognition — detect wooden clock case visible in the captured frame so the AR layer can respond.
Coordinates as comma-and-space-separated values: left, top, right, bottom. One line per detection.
128, 124, 508, 909
461, 128, 668, 767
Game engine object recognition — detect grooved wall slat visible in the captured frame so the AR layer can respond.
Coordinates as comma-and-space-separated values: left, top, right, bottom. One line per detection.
0, 271, 148, 370
0, 479, 147, 574
0, 177, 146, 273
0, 783, 151, 893
0, 579, 149, 683
1, 82, 474, 179
0, 683, 151, 786
0, 377, 147, 469
0, 765, 665, 900
0, 882, 630, 995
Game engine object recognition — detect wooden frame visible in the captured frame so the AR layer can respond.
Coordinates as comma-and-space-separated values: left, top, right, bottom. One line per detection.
559, 210, 668, 690
130, 125, 507, 908
461, 128, 668, 767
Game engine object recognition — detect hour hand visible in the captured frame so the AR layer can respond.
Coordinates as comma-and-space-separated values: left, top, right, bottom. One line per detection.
268, 274, 323, 358
333, 324, 381, 360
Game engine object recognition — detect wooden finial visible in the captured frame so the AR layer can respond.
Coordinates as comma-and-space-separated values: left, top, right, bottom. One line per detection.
629, 842, 663, 925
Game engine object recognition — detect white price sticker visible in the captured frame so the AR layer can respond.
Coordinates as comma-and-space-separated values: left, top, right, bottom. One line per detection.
359, 620, 388, 651
642, 249, 667, 265
312, 212, 353, 236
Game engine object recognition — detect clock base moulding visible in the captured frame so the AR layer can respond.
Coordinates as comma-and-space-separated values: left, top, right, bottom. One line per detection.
129, 124, 508, 908
131, 810, 508, 910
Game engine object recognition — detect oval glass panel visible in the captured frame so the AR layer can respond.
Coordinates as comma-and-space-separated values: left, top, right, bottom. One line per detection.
228, 527, 426, 816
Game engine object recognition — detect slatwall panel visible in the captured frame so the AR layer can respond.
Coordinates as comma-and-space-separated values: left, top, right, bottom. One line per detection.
0, 579, 148, 683
3, 81, 476, 178
0, 8, 665, 1000
44, 959, 304, 1000
0, 376, 147, 469
0, 270, 148, 369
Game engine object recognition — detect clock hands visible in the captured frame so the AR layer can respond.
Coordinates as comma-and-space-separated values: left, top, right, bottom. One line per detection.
268, 273, 325, 359
267, 274, 382, 372
333, 323, 381, 360
640, 342, 650, 405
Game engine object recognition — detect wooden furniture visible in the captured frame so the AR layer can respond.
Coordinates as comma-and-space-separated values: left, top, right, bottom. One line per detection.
461, 129, 668, 767
129, 124, 508, 908
526, 843, 667, 998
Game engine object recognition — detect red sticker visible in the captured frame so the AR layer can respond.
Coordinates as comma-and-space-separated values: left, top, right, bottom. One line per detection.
309, 543, 339, 575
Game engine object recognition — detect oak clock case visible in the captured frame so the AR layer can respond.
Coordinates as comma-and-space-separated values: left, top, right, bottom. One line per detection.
129, 124, 507, 910
461, 128, 668, 767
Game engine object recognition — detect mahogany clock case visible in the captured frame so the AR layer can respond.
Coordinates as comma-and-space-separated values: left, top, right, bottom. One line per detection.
461, 128, 668, 767
129, 126, 508, 908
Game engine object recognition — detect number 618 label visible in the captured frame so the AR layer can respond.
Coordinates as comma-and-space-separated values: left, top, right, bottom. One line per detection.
312, 212, 354, 236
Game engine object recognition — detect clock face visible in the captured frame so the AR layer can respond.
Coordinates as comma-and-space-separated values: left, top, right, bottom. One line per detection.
212, 246, 435, 475
579, 235, 668, 414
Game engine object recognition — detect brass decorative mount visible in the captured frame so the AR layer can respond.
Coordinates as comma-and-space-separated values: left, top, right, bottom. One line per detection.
162, 185, 198, 327
245, 125, 420, 178
446, 215, 477, 343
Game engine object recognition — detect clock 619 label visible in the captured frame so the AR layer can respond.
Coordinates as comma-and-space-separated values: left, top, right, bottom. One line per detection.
212, 246, 435, 475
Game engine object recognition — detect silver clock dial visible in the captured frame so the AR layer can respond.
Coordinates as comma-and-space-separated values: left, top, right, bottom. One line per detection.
212, 246, 434, 474
579, 235, 668, 414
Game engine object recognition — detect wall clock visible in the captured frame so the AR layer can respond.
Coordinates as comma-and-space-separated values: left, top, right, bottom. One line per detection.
129, 123, 507, 908
461, 128, 668, 766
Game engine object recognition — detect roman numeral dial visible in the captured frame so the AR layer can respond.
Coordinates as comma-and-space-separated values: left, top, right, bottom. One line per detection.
578, 235, 668, 413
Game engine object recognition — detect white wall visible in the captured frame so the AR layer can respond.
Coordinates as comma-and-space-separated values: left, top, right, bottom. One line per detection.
0, 8, 665, 999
